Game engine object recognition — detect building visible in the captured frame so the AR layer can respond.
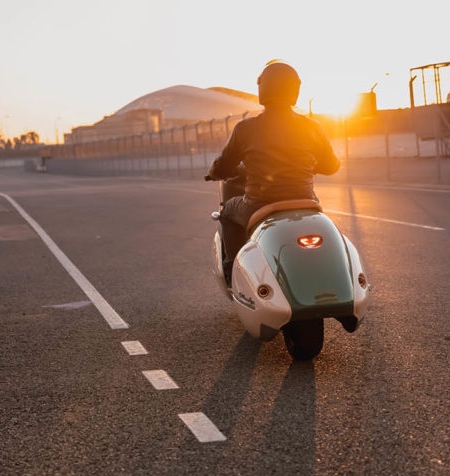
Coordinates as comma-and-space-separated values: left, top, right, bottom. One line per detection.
63, 85, 261, 145
64, 108, 162, 144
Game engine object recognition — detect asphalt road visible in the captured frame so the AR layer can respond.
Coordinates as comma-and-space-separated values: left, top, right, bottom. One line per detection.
0, 168, 449, 475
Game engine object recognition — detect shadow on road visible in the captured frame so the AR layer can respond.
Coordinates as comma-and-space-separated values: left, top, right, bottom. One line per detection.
157, 331, 319, 475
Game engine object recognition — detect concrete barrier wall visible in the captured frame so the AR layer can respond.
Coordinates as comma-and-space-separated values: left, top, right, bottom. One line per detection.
25, 149, 450, 186
330, 133, 438, 159
25, 153, 217, 179
0, 158, 28, 168
316, 156, 450, 186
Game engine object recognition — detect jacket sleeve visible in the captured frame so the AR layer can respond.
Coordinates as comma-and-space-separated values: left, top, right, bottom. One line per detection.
312, 122, 340, 175
207, 125, 244, 180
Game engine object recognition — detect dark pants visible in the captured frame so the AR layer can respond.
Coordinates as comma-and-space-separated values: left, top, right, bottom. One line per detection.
220, 196, 268, 276
219, 191, 320, 281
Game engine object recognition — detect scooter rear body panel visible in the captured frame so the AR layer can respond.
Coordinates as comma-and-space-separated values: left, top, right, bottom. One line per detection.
253, 210, 354, 317
230, 209, 369, 339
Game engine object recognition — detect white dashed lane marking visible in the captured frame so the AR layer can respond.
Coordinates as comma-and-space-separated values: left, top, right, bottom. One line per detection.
121, 340, 148, 355
179, 412, 227, 443
1, 193, 227, 443
142, 370, 179, 390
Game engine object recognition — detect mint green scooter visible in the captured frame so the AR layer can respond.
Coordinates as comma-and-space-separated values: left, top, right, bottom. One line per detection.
207, 176, 371, 360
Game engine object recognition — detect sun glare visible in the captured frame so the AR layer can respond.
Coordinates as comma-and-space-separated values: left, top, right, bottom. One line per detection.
304, 89, 359, 118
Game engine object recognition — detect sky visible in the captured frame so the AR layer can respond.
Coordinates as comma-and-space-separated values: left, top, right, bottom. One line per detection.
1, 0, 449, 143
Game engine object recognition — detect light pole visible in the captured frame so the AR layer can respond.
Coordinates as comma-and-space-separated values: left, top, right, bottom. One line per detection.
371, 72, 390, 109
409, 75, 417, 108
309, 97, 315, 117
54, 116, 61, 144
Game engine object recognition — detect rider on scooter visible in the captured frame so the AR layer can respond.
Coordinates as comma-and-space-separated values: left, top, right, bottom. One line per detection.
206, 60, 340, 282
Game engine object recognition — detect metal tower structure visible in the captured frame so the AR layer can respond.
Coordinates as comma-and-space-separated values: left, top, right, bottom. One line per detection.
409, 61, 450, 107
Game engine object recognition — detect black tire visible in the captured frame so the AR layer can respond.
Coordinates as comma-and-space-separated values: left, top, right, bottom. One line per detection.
283, 319, 324, 360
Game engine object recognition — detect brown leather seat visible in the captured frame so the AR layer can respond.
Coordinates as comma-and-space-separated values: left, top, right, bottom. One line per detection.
247, 199, 323, 233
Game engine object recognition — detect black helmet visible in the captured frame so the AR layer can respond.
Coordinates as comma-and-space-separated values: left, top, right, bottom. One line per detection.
257, 60, 301, 106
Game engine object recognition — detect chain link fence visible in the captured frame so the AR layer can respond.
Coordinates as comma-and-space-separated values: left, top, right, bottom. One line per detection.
20, 105, 450, 185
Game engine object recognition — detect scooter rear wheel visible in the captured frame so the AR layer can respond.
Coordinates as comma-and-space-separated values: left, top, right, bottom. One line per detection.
283, 319, 324, 360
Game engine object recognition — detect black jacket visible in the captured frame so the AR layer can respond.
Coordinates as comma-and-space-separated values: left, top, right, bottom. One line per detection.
208, 106, 340, 202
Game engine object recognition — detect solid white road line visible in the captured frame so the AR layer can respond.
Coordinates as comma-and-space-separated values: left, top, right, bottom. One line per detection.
121, 340, 148, 355
0, 192, 129, 330
179, 412, 227, 443
325, 208, 445, 231
142, 370, 179, 390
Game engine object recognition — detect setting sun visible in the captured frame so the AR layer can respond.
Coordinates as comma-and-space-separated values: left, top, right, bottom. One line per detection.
305, 88, 360, 118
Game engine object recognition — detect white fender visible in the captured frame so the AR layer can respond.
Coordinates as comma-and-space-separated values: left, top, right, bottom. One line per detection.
231, 240, 292, 340
343, 235, 371, 319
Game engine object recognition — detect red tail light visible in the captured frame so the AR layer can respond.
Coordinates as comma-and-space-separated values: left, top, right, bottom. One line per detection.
297, 235, 323, 249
